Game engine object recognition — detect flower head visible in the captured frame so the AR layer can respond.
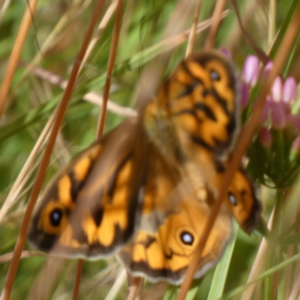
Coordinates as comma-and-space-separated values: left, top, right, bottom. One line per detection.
242, 55, 260, 87
283, 77, 297, 104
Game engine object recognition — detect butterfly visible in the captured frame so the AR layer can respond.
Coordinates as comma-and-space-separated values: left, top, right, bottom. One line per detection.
28, 50, 260, 285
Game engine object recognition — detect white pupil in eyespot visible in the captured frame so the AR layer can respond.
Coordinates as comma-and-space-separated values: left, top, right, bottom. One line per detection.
181, 232, 194, 245
229, 193, 237, 206
210, 70, 220, 81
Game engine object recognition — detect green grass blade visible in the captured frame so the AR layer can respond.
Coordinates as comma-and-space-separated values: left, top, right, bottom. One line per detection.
207, 222, 238, 300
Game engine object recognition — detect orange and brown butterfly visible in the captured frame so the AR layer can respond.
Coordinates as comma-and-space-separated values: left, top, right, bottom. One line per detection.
28, 50, 260, 285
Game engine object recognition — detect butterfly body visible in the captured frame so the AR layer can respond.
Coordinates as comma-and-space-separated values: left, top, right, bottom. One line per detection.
28, 50, 260, 284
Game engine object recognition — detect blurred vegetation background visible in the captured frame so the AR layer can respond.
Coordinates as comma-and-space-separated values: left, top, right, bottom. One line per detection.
0, 0, 299, 299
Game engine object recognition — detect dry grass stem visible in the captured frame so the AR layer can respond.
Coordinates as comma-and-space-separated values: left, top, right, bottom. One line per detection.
225, 0, 258, 52
27, 65, 137, 117
0, 0, 39, 117
80, 0, 119, 74
185, 0, 202, 58
0, 113, 55, 222
0, 250, 46, 263
157, 10, 229, 54
268, 0, 276, 45
241, 207, 276, 300
230, 0, 269, 64
288, 272, 300, 300
163, 0, 194, 38
105, 268, 127, 300
0, 0, 11, 20
97, 0, 123, 137
0, 206, 27, 226
137, 3, 225, 111
72, 259, 84, 300
127, 277, 143, 300
22, 0, 91, 80
204, 0, 227, 50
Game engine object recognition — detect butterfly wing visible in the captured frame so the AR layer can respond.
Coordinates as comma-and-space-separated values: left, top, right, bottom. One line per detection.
145, 51, 239, 183
113, 142, 230, 285
118, 181, 232, 285
28, 118, 149, 258
226, 168, 260, 233
144, 51, 260, 233
117, 153, 258, 284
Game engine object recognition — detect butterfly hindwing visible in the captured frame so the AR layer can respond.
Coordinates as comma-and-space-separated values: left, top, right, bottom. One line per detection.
118, 180, 232, 285
117, 152, 258, 284
117, 144, 231, 285
226, 168, 260, 233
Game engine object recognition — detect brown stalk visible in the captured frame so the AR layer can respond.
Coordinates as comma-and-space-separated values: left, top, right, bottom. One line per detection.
204, 0, 227, 50
225, 1, 258, 52
185, 0, 202, 58
73, 259, 84, 300
72, 0, 123, 297
268, 0, 276, 45
288, 272, 300, 300
1, 1, 105, 299
119, 0, 137, 49
177, 3, 300, 299
126, 277, 144, 300
28, 257, 67, 300
73, 0, 123, 297
0, 0, 39, 118
80, 0, 119, 74
97, 0, 124, 138
230, 0, 269, 64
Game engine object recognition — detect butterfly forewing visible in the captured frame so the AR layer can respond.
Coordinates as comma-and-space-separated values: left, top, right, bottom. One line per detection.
29, 118, 149, 257
144, 51, 260, 232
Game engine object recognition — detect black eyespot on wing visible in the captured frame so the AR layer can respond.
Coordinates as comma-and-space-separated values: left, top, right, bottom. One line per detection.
50, 208, 63, 227
210, 70, 220, 81
180, 231, 194, 245
228, 192, 237, 206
